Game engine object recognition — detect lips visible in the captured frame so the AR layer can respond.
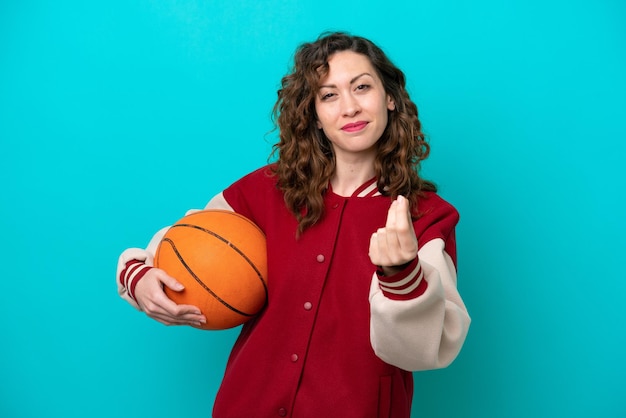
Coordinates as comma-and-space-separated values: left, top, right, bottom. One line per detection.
341, 121, 368, 132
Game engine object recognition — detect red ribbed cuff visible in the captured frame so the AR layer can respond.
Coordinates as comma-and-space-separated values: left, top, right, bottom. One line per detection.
119, 260, 153, 302
376, 258, 427, 301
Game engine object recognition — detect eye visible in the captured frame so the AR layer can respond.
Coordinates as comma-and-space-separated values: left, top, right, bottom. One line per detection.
356, 84, 371, 92
320, 92, 335, 101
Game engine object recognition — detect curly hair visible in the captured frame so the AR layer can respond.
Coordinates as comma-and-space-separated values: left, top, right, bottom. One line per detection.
271, 32, 436, 234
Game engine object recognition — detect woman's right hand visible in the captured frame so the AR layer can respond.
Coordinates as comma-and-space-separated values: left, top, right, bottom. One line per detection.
134, 268, 207, 327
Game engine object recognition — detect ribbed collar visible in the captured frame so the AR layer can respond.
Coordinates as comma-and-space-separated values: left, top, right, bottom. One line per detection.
327, 177, 382, 198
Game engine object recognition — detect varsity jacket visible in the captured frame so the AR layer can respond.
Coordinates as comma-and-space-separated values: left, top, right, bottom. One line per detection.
117, 165, 470, 418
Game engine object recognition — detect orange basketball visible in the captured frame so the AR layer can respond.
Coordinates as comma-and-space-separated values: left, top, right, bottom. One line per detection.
154, 210, 268, 330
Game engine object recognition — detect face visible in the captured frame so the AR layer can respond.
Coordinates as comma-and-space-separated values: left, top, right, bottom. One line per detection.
314, 50, 395, 162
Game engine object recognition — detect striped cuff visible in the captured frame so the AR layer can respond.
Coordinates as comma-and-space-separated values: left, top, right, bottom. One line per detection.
376, 258, 427, 301
119, 260, 153, 302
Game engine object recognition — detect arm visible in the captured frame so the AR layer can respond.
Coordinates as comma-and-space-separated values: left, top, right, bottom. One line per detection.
116, 194, 234, 325
368, 196, 470, 371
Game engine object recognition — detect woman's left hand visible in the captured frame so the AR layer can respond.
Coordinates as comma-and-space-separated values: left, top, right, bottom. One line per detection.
369, 195, 418, 276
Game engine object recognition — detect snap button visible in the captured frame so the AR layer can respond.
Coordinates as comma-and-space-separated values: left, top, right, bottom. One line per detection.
332, 203, 339, 209
278, 407, 287, 416
304, 302, 312, 310
316, 254, 325, 263
291, 354, 299, 362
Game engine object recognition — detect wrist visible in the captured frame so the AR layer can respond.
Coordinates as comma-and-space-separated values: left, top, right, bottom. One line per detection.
377, 259, 414, 277
119, 260, 153, 302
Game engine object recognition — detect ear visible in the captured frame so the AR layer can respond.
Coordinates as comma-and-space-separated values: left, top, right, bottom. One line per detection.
316, 120, 322, 129
387, 95, 395, 111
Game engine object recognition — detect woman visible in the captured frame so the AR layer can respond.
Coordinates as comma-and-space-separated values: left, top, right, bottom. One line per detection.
117, 32, 470, 418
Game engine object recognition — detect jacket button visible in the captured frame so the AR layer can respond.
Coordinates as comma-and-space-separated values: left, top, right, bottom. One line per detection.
304, 302, 312, 310
316, 254, 325, 263
291, 354, 299, 362
332, 203, 339, 209
278, 407, 287, 416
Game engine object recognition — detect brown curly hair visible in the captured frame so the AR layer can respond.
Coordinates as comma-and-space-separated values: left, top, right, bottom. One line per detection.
271, 32, 436, 234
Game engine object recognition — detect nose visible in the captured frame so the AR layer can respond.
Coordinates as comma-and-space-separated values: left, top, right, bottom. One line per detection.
340, 93, 361, 117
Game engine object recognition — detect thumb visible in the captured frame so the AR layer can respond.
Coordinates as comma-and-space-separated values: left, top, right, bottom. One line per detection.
158, 271, 185, 292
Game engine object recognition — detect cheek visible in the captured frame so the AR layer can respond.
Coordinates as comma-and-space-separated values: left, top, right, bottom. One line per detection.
378, 103, 389, 125
315, 107, 333, 130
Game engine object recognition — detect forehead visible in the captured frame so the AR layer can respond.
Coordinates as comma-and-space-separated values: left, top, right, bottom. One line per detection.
320, 50, 378, 83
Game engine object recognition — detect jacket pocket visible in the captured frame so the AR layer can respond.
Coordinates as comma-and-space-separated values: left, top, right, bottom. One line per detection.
378, 375, 392, 418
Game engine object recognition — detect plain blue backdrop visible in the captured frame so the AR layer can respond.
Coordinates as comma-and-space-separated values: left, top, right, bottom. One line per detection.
1, 1, 624, 417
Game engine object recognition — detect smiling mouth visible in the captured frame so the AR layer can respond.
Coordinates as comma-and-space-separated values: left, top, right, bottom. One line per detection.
341, 121, 368, 132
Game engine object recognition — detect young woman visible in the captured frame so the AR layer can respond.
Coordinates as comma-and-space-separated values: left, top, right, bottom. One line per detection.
117, 32, 470, 418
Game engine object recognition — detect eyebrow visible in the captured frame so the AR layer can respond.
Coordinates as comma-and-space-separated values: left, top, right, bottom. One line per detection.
319, 72, 373, 89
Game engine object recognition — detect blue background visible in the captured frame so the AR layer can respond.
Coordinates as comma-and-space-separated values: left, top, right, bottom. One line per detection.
1, 1, 624, 417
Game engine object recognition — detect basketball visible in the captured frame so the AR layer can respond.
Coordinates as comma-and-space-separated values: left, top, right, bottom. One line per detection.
154, 210, 268, 330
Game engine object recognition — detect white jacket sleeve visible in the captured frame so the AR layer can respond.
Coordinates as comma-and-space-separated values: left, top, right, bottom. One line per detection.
116, 192, 234, 309
369, 238, 470, 371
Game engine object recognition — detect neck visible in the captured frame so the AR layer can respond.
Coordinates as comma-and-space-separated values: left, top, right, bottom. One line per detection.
330, 158, 376, 197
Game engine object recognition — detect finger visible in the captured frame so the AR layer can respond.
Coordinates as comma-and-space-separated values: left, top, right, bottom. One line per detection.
383, 227, 405, 265
159, 271, 186, 293
369, 231, 382, 265
153, 288, 205, 323
140, 288, 204, 324
150, 270, 203, 316
395, 196, 417, 250
155, 312, 205, 326
150, 313, 205, 328
382, 198, 402, 257
151, 292, 205, 320
385, 198, 399, 229
379, 197, 418, 266
385, 198, 403, 247
145, 301, 206, 327
134, 269, 205, 326
393, 196, 409, 229
370, 228, 390, 266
